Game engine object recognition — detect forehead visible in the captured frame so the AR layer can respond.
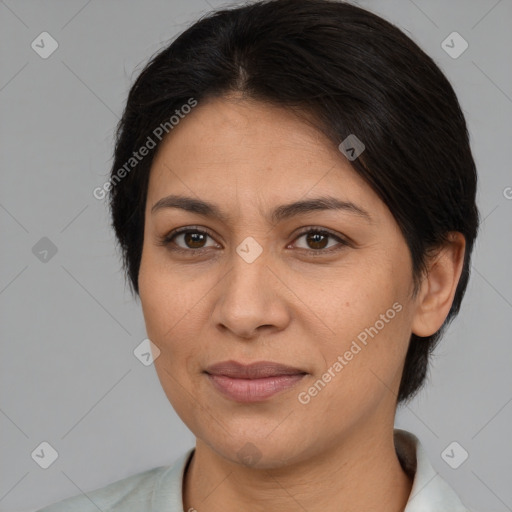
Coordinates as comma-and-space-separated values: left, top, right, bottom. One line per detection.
154, 96, 334, 170
146, 96, 386, 219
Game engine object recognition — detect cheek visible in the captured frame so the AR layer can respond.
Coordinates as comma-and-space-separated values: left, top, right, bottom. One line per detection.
139, 247, 198, 337
312, 260, 405, 340
138, 259, 202, 421
307, 263, 411, 405
138, 249, 212, 380
297, 307, 410, 436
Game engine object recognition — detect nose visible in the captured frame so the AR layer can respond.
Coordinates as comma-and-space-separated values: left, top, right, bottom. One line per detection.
211, 247, 291, 339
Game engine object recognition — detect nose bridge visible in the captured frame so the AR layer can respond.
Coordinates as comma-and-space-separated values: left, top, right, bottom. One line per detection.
227, 238, 270, 296
212, 237, 287, 335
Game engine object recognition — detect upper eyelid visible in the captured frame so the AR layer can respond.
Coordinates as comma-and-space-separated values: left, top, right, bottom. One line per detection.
167, 226, 218, 242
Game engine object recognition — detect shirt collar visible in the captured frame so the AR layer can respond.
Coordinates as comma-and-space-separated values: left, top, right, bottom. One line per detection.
395, 429, 470, 511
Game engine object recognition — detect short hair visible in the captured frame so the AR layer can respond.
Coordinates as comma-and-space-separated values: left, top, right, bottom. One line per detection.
108, 0, 480, 404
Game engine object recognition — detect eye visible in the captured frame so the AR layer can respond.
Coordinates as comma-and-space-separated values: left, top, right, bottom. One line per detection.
291, 228, 349, 253
158, 227, 219, 253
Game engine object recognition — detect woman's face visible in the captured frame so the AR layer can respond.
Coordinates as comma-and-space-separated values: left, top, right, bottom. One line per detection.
138, 95, 421, 468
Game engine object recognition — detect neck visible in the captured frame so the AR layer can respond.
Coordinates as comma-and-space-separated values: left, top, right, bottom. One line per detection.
183, 423, 413, 512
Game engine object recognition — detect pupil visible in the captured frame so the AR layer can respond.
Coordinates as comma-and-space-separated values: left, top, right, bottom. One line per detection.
185, 232, 205, 248
308, 233, 327, 249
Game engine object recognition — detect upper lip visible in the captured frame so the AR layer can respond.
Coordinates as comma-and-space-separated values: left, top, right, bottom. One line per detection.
205, 360, 307, 379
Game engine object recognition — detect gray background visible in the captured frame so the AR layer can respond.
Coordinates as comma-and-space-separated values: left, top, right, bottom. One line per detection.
1, 0, 511, 511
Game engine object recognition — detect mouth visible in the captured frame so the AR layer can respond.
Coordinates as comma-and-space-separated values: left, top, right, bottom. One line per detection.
204, 360, 308, 403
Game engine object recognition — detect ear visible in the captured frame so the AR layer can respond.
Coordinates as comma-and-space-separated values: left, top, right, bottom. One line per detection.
411, 232, 466, 337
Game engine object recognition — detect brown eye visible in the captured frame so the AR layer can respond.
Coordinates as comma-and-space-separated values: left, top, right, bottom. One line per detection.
180, 231, 208, 249
160, 227, 219, 252
304, 232, 329, 250
292, 228, 349, 253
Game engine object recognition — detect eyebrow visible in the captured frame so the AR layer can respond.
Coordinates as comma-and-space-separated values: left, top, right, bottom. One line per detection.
151, 194, 373, 224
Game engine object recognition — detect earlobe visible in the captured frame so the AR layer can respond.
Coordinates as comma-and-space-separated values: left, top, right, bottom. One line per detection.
411, 232, 466, 338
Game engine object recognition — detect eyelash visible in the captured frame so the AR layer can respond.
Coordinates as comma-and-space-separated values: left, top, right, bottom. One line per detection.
157, 226, 350, 256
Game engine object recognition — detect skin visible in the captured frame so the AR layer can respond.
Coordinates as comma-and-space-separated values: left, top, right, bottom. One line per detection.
138, 94, 466, 512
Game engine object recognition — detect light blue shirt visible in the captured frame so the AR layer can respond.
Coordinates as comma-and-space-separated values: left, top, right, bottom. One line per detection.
36, 429, 471, 511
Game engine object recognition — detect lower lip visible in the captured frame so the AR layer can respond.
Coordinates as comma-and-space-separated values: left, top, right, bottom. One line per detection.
206, 373, 306, 402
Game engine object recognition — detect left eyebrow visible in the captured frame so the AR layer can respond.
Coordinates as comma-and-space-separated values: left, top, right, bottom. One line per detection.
150, 194, 373, 225
270, 196, 373, 224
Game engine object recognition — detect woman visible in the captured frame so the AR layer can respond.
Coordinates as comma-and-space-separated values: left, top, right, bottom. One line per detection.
38, 0, 479, 510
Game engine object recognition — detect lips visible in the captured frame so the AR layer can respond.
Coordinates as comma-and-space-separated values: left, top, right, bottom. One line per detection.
204, 360, 307, 379
204, 360, 308, 402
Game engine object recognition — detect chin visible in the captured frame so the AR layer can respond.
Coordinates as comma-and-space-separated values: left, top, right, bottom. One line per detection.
200, 429, 314, 470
